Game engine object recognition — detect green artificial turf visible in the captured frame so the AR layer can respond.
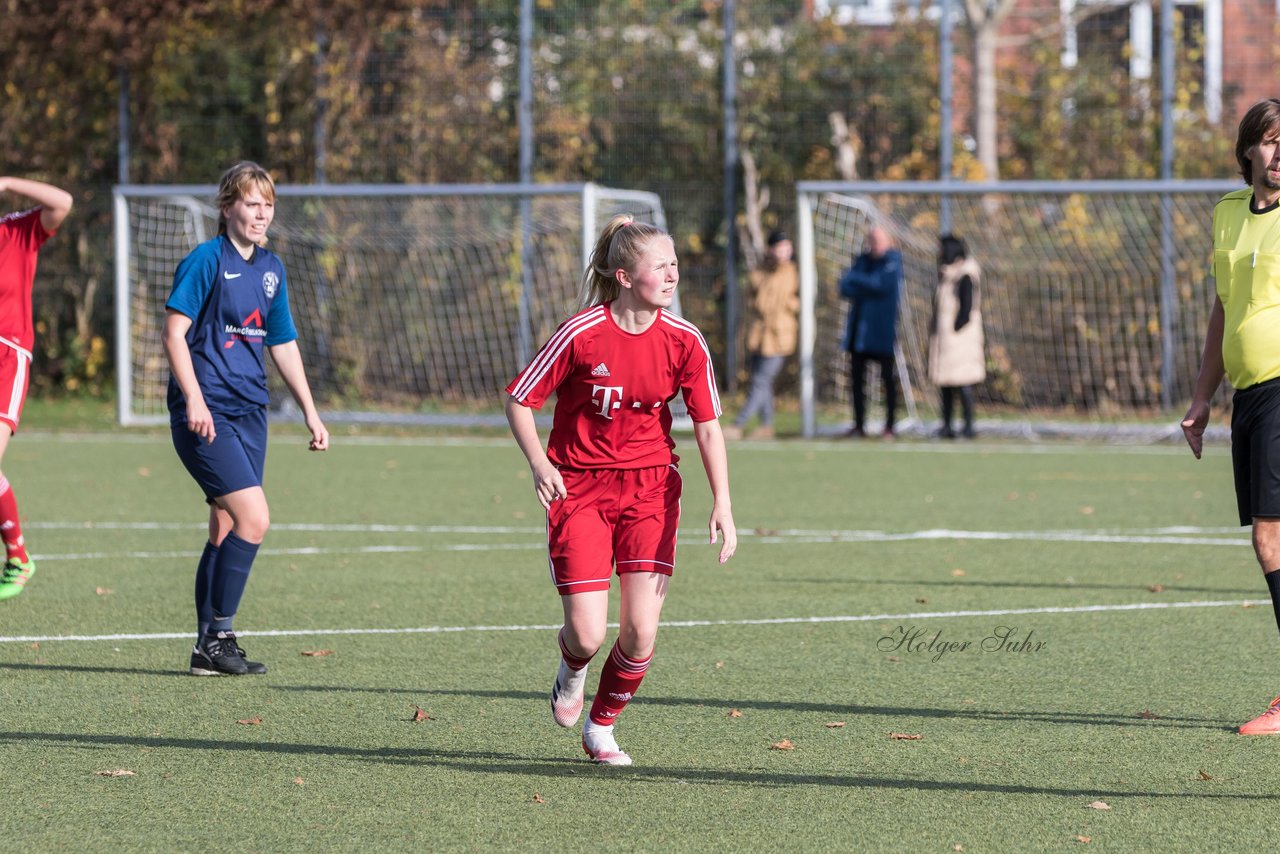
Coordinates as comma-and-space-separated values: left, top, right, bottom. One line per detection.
0, 429, 1275, 850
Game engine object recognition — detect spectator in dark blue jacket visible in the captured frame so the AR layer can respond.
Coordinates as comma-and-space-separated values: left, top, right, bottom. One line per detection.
839, 226, 902, 437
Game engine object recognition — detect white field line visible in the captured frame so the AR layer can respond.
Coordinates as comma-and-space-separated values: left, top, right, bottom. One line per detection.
25, 522, 1251, 562
30, 531, 1250, 563
28, 521, 1249, 536
0, 598, 1268, 645
17, 430, 1206, 455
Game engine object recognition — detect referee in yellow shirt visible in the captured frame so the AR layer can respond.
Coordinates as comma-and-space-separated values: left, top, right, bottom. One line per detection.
1184, 98, 1280, 735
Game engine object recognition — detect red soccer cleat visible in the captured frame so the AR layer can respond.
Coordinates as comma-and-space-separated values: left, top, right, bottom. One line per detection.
1238, 696, 1280, 735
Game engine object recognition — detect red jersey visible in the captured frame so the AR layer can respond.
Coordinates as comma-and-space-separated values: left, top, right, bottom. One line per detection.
507, 303, 722, 470
0, 209, 52, 353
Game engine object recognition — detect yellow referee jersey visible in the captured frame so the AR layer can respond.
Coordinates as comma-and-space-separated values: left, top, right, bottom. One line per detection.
1214, 187, 1280, 389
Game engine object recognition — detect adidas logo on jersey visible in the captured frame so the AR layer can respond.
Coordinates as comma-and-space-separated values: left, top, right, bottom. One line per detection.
591, 363, 611, 377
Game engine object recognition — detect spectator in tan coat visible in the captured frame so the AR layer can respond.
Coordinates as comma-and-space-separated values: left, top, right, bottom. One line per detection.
725, 230, 799, 440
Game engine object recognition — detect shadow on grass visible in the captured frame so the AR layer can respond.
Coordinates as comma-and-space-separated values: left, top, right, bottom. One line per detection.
0, 729, 1271, 800
0, 662, 182, 677
1, 664, 1240, 732
269, 685, 1237, 731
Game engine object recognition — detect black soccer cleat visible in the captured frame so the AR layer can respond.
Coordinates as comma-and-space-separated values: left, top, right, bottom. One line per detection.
228, 633, 268, 675
190, 632, 255, 676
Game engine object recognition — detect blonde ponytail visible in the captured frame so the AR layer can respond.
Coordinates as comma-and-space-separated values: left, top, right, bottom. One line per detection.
578, 214, 667, 308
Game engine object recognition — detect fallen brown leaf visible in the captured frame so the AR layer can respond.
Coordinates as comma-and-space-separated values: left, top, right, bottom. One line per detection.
1075, 836, 1092, 844
95, 769, 136, 778
915, 597, 928, 604
752, 527, 778, 536
1198, 769, 1213, 781
293, 777, 305, 786
236, 717, 263, 725
728, 708, 742, 718
411, 706, 430, 722
889, 733, 923, 740
824, 722, 846, 728
951, 568, 966, 577
95, 587, 113, 596
1147, 584, 1165, 593
533, 793, 545, 804
715, 661, 725, 669
1139, 710, 1160, 720
29, 642, 38, 650
1087, 800, 1111, 810
769, 739, 795, 751
1080, 506, 1095, 515
953, 846, 964, 852
301, 649, 335, 657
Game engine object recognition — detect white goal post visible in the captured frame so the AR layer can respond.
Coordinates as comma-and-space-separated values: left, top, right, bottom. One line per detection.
114, 182, 673, 427
796, 179, 1239, 440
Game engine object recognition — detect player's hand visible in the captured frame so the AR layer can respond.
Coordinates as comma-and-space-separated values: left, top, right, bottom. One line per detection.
186, 397, 216, 444
709, 504, 737, 564
1181, 400, 1210, 460
532, 463, 567, 511
306, 415, 329, 451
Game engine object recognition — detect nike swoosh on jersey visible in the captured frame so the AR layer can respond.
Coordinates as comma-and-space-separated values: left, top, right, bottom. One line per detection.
223, 272, 242, 279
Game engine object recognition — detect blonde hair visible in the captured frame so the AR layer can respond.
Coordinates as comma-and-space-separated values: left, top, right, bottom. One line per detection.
578, 215, 668, 308
216, 161, 276, 243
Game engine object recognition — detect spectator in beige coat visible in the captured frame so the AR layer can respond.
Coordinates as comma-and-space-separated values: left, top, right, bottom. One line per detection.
725, 230, 800, 440
928, 234, 984, 438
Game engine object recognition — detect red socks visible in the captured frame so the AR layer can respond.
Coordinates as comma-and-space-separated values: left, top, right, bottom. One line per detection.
588, 642, 652, 726
0, 476, 29, 563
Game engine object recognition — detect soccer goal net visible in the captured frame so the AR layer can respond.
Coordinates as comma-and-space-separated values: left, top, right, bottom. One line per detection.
114, 182, 671, 427
796, 180, 1239, 440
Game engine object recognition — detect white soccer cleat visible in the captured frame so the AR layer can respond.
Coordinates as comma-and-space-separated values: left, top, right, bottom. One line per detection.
551, 659, 588, 728
582, 720, 632, 766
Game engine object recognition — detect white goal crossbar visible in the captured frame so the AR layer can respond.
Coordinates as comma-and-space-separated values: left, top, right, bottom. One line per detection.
114, 182, 673, 427
796, 179, 1239, 440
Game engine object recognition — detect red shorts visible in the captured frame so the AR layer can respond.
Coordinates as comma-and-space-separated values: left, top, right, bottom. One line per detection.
547, 465, 682, 595
0, 340, 32, 433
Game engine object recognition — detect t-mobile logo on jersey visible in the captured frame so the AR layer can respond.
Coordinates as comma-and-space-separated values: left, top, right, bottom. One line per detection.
591, 385, 624, 419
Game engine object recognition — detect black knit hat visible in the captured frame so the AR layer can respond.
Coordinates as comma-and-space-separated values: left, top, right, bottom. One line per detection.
767, 229, 788, 246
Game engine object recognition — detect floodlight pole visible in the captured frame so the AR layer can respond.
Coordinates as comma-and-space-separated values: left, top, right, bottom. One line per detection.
1158, 0, 1175, 410
939, 0, 954, 234
314, 27, 329, 184
117, 66, 130, 184
517, 0, 535, 365
723, 0, 739, 393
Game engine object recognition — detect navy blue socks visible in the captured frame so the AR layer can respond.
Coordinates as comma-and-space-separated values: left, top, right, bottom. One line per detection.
195, 541, 219, 640
208, 531, 260, 635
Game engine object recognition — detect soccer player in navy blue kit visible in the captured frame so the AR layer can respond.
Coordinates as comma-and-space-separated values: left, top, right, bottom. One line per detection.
163, 162, 328, 676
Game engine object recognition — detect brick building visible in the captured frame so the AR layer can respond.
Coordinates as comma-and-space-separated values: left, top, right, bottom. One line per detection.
810, 0, 1280, 125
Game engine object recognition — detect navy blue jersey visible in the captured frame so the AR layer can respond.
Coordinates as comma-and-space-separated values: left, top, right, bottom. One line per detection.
166, 236, 298, 418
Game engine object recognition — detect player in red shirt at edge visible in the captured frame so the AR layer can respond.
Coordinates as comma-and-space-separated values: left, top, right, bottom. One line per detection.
0, 177, 73, 602
506, 214, 737, 766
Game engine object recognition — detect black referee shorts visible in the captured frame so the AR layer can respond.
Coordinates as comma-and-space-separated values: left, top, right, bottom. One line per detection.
1231, 376, 1280, 526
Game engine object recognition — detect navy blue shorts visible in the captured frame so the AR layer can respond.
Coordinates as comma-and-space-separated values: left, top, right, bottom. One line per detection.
1231, 376, 1280, 526
171, 408, 268, 502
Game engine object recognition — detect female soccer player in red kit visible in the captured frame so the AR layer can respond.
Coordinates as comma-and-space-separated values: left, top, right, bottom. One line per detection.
0, 177, 73, 601
506, 215, 737, 766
